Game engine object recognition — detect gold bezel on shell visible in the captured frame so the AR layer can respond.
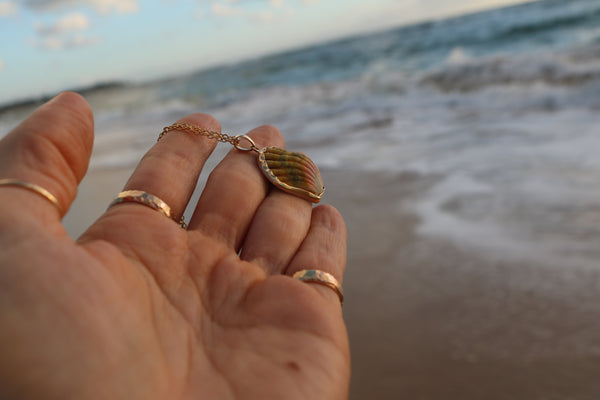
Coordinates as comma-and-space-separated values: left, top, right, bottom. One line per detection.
257, 147, 325, 203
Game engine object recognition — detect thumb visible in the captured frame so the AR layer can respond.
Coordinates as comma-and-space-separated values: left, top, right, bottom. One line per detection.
0, 92, 94, 225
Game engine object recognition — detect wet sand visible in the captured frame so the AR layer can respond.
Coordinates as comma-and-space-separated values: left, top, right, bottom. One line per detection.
63, 167, 600, 399
324, 170, 600, 400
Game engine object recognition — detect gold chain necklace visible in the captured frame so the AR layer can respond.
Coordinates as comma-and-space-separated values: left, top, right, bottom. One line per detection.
159, 123, 325, 203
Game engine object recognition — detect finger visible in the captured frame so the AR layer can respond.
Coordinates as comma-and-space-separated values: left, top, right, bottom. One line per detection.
0, 92, 93, 223
285, 205, 347, 305
105, 114, 219, 226
187, 125, 285, 249
240, 191, 312, 274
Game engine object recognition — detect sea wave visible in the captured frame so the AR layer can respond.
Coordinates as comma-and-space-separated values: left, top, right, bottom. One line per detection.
421, 45, 600, 92
486, 0, 600, 40
82, 36, 600, 171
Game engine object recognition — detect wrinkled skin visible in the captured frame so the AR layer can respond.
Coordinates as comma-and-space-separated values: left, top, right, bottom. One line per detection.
0, 92, 349, 399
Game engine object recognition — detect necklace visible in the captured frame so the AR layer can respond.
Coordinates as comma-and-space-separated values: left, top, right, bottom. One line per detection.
159, 123, 325, 203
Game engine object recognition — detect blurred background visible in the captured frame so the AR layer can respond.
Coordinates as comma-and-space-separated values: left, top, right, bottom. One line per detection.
3, 0, 600, 398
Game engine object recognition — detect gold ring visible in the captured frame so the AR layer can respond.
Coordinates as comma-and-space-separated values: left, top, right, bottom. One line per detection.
108, 190, 173, 220
0, 178, 61, 213
292, 269, 344, 305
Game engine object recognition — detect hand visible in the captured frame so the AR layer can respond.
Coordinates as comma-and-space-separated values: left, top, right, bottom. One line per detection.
0, 92, 349, 399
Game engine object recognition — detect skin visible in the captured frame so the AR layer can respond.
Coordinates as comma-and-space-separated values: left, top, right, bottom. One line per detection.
0, 92, 349, 399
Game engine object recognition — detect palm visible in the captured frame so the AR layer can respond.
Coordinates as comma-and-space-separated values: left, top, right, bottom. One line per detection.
0, 93, 349, 399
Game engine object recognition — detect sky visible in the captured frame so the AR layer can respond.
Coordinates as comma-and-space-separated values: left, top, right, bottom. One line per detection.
0, 0, 533, 105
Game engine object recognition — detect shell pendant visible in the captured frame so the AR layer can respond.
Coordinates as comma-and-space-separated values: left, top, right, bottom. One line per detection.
257, 147, 325, 203
158, 124, 325, 203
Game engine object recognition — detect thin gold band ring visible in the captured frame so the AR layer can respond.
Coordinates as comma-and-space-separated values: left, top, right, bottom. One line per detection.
292, 269, 344, 305
0, 178, 61, 213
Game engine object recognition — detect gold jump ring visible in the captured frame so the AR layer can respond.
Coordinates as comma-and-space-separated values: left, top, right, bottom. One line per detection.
233, 135, 258, 152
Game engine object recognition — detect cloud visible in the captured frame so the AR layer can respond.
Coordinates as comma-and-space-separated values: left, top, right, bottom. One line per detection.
35, 12, 90, 35
0, 58, 4, 70
211, 2, 236, 16
19, 0, 138, 14
91, 0, 138, 14
30, 11, 100, 51
0, 1, 17, 16
250, 9, 272, 22
211, 1, 274, 22
29, 34, 101, 50
196, 0, 318, 22
201, 0, 321, 22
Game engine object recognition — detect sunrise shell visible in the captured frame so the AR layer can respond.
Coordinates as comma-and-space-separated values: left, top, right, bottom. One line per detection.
257, 147, 325, 203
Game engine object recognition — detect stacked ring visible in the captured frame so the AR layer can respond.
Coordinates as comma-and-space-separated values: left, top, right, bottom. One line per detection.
108, 190, 172, 218
107, 190, 187, 229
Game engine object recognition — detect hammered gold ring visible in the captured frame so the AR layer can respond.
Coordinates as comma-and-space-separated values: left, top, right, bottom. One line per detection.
292, 269, 344, 305
0, 178, 61, 213
108, 190, 173, 220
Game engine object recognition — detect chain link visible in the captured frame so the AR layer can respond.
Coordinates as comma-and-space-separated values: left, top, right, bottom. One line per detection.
158, 122, 241, 147
158, 122, 257, 230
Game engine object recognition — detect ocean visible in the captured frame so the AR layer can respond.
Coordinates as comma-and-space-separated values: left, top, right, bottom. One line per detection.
3, 0, 600, 266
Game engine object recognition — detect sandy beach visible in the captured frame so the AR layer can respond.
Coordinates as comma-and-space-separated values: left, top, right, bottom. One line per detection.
332, 168, 600, 399
62, 165, 600, 399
